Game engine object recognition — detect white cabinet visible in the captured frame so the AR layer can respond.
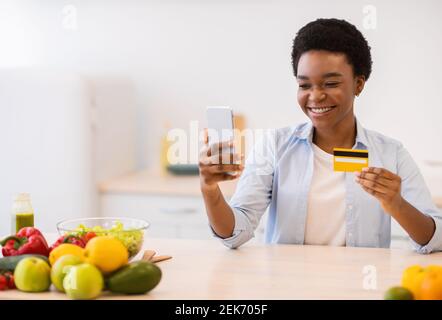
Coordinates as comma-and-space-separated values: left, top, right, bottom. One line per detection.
390, 219, 410, 249
100, 192, 268, 242
101, 193, 213, 239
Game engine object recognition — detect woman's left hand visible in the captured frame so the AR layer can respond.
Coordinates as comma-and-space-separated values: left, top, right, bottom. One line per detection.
355, 167, 404, 216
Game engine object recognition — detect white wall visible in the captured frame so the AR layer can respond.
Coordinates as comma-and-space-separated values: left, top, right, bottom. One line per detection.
1, 0, 441, 171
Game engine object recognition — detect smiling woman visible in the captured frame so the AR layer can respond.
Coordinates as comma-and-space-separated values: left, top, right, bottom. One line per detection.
199, 18, 442, 254
291, 18, 371, 153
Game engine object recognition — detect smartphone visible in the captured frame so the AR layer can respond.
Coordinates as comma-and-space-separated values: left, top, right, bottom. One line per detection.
206, 106, 237, 166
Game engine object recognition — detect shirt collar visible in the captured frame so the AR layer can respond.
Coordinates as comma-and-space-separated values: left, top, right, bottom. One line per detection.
294, 117, 369, 148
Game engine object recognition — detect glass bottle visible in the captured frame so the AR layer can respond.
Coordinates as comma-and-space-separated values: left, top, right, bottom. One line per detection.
11, 193, 35, 233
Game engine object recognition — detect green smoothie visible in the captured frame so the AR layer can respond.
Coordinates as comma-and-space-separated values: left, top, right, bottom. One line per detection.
15, 213, 34, 232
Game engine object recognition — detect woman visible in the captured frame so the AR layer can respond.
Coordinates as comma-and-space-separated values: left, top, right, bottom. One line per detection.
198, 18, 441, 253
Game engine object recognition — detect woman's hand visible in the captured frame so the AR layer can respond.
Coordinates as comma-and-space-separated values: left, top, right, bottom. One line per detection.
199, 128, 244, 191
355, 167, 404, 216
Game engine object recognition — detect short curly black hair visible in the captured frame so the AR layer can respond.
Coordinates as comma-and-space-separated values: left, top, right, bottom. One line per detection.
291, 18, 372, 80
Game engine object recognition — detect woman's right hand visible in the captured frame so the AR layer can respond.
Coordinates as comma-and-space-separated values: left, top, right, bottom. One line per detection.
199, 128, 244, 190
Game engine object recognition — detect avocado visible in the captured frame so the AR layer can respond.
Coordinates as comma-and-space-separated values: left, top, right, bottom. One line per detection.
107, 261, 162, 295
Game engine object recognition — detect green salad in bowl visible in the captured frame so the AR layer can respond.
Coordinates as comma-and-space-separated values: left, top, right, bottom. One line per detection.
56, 217, 149, 258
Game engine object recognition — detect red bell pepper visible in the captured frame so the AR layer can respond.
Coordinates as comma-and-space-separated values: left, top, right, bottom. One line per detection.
0, 227, 50, 257
49, 234, 86, 252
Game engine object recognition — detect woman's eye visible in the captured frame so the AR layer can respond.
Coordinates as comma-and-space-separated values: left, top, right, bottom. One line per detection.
325, 82, 340, 87
299, 84, 311, 89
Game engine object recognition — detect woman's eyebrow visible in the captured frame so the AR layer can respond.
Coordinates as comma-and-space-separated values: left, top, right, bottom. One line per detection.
297, 72, 343, 80
323, 72, 343, 78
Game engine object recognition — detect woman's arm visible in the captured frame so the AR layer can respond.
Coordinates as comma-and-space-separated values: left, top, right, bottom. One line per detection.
200, 184, 236, 238
355, 167, 435, 245
389, 198, 435, 245
198, 129, 244, 238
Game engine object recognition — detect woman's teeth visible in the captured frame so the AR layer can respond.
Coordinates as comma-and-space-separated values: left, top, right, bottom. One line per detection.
310, 107, 333, 114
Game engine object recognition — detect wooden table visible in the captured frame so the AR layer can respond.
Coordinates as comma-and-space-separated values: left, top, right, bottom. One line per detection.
1, 236, 442, 300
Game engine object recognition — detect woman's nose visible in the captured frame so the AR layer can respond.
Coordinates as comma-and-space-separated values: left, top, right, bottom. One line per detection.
308, 88, 326, 103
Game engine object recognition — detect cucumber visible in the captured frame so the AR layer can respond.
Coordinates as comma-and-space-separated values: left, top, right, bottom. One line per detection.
0, 254, 49, 271
107, 261, 162, 295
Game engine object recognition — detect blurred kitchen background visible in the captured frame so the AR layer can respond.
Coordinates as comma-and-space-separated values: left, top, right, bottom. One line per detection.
1, 0, 441, 247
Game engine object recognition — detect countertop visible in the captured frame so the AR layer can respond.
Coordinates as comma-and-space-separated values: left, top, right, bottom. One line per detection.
99, 170, 238, 197
2, 236, 442, 300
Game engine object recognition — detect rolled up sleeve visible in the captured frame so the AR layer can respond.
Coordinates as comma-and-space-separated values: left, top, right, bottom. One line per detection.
411, 215, 442, 254
397, 143, 442, 254
209, 207, 254, 249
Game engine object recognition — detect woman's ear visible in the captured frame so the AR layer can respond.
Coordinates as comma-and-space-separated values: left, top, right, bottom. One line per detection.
355, 76, 366, 97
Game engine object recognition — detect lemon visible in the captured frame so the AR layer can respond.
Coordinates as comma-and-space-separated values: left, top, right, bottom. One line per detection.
384, 286, 414, 300
84, 236, 128, 274
402, 265, 427, 300
49, 244, 86, 266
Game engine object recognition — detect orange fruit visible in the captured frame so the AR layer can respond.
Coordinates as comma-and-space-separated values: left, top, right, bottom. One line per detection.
402, 265, 442, 300
420, 269, 442, 300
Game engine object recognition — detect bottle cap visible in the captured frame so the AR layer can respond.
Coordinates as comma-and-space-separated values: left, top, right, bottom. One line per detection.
14, 193, 31, 201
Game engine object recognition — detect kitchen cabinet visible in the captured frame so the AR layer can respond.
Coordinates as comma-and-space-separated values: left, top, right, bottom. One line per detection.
99, 171, 266, 241
100, 193, 268, 242
101, 193, 212, 239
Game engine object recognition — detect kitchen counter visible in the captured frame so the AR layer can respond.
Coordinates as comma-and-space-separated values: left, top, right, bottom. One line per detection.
2, 236, 442, 300
99, 170, 442, 207
99, 170, 238, 197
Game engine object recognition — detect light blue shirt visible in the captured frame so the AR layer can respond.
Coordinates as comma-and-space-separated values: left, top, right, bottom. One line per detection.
212, 119, 442, 253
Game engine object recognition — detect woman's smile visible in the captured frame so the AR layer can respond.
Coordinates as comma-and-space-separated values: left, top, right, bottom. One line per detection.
307, 105, 337, 116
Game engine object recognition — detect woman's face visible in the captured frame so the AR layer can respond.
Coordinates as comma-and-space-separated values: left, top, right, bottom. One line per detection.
296, 50, 365, 131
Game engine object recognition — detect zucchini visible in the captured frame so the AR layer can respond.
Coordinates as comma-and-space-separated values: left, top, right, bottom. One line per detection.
0, 254, 49, 271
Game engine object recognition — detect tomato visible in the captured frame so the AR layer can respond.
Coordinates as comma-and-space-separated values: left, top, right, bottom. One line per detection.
0, 275, 7, 290
82, 232, 97, 244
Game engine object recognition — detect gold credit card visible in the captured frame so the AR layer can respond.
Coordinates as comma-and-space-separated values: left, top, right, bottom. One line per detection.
333, 148, 368, 172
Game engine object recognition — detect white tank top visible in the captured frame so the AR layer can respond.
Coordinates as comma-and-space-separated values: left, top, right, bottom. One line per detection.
304, 143, 346, 246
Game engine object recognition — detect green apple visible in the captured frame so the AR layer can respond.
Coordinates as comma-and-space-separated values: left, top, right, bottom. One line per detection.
63, 263, 104, 299
14, 257, 51, 292
50, 254, 84, 292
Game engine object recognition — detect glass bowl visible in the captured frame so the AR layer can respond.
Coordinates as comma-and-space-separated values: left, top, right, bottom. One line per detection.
56, 217, 149, 259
